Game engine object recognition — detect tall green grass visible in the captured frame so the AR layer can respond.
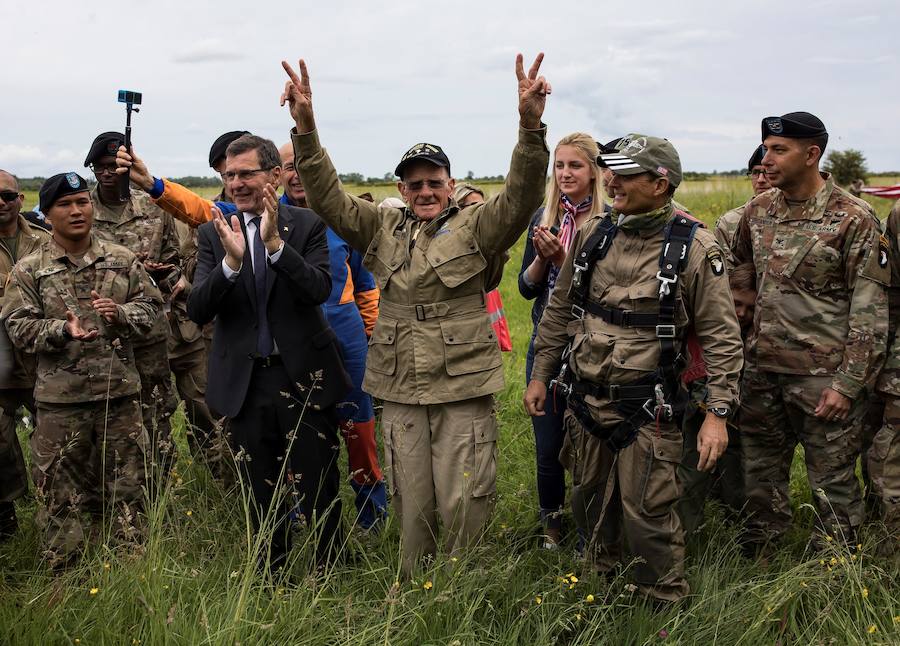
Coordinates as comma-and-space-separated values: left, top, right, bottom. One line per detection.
1, 179, 898, 644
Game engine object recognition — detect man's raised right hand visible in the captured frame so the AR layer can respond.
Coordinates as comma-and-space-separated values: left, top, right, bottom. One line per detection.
281, 59, 316, 134
115, 146, 155, 192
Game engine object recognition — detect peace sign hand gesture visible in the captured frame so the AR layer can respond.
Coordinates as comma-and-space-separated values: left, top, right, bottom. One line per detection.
281, 59, 316, 133
516, 52, 551, 129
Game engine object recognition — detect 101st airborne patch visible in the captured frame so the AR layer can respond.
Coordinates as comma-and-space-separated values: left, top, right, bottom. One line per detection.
879, 234, 890, 268
707, 248, 725, 276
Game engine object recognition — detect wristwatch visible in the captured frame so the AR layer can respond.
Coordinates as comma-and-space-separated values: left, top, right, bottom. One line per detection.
709, 407, 731, 419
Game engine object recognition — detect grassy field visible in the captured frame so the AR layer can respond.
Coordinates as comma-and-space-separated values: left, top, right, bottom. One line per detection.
2, 177, 899, 645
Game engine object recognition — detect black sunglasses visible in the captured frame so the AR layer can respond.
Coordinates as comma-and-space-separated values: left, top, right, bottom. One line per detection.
0, 190, 20, 203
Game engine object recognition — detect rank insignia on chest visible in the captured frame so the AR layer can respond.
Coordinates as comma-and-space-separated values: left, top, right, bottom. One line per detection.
707, 249, 725, 276
879, 235, 889, 268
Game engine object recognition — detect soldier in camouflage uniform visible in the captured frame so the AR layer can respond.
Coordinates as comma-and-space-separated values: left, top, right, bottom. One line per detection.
167, 218, 227, 477
0, 169, 50, 538
85, 133, 181, 477
871, 198, 900, 552
715, 145, 772, 264
732, 113, 889, 550
1, 173, 162, 567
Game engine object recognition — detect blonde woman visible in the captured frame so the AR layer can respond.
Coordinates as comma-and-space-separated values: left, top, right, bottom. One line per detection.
518, 132, 607, 549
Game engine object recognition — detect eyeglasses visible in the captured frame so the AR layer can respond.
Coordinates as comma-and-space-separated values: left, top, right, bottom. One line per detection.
222, 168, 273, 182
0, 190, 20, 203
90, 163, 118, 175
749, 169, 768, 178
403, 179, 448, 192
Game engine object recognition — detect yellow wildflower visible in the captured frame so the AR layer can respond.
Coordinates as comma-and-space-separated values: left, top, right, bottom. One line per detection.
570, 575, 579, 583
824, 535, 833, 542
89, 587, 99, 595
103, 562, 110, 570
423, 581, 433, 591
861, 588, 868, 599
186, 510, 193, 517
893, 615, 900, 624
585, 594, 595, 603
867, 625, 877, 634
565, 572, 575, 578
535, 596, 542, 605
829, 557, 837, 566
800, 581, 808, 588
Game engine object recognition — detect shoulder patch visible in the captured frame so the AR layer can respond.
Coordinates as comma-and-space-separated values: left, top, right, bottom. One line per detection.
879, 234, 890, 268
707, 248, 725, 276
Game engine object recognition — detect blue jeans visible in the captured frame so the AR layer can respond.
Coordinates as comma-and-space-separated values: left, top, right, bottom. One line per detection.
526, 332, 567, 529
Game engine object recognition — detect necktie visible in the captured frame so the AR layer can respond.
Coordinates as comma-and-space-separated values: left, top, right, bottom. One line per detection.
250, 217, 274, 357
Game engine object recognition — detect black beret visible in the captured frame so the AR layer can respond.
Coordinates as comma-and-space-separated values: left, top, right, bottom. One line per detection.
39, 172, 89, 213
84, 131, 125, 166
209, 130, 250, 168
761, 112, 828, 143
747, 144, 765, 172
395, 143, 450, 179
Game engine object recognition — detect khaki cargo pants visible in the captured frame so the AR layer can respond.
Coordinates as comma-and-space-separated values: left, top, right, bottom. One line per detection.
561, 411, 689, 603
0, 388, 34, 502
382, 395, 497, 575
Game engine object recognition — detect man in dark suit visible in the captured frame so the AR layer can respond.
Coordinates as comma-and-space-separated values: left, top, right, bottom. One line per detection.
187, 134, 350, 574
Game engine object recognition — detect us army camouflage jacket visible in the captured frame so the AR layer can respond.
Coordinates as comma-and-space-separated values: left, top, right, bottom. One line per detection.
714, 204, 745, 269
91, 186, 181, 347
732, 175, 889, 398
1, 235, 163, 403
531, 203, 744, 425
876, 200, 900, 397
0, 215, 50, 389
292, 126, 549, 405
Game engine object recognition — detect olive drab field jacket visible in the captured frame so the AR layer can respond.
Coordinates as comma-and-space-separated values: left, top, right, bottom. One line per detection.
292, 126, 550, 404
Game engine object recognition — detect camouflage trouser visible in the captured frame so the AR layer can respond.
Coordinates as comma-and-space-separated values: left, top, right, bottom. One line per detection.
135, 340, 178, 477
868, 396, 900, 549
169, 340, 231, 482
677, 396, 744, 535
740, 367, 864, 547
561, 411, 688, 603
0, 388, 34, 502
32, 396, 147, 566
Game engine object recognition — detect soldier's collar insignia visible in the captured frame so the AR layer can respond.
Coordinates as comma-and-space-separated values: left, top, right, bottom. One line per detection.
707, 248, 725, 276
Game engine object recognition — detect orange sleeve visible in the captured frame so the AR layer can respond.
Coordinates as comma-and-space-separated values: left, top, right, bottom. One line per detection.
354, 287, 380, 337
154, 179, 216, 228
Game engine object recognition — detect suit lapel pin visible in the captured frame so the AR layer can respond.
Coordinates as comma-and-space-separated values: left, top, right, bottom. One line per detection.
283, 226, 288, 232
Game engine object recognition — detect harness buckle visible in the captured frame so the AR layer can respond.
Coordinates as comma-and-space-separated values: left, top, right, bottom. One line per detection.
655, 324, 676, 338
571, 304, 586, 320
655, 271, 678, 297
608, 384, 620, 400
572, 260, 588, 289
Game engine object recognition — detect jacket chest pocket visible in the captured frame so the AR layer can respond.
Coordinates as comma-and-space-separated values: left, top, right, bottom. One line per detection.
627, 280, 688, 327
439, 317, 500, 376
781, 233, 842, 294
364, 229, 405, 290
425, 226, 487, 289
367, 319, 398, 376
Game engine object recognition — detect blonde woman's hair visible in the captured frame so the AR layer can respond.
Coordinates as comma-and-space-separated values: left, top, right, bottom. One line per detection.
540, 132, 605, 228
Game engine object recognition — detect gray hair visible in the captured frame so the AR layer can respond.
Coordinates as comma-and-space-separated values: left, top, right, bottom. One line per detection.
226, 135, 281, 171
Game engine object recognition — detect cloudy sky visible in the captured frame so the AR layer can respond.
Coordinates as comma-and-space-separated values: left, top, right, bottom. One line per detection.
4, 0, 898, 179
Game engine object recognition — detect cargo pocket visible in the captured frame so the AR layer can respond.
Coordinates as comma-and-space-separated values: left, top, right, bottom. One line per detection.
639, 434, 682, 517
364, 229, 404, 290
784, 235, 841, 294
426, 226, 487, 289
440, 317, 501, 376
367, 319, 398, 376
471, 414, 498, 497
608, 337, 659, 385
382, 421, 398, 495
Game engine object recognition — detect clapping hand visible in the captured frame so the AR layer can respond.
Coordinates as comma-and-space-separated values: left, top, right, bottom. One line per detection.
260, 184, 283, 254
212, 204, 245, 272
90, 290, 121, 324
64, 310, 99, 341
